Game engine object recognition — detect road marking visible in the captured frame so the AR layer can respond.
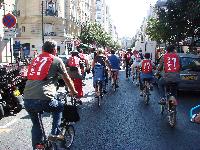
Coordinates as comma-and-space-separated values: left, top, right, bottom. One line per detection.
0, 118, 18, 128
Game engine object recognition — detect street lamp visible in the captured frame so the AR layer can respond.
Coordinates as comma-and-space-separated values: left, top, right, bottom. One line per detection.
41, 1, 44, 45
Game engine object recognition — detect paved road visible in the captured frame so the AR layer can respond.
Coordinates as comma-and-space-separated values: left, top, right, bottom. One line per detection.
0, 71, 200, 150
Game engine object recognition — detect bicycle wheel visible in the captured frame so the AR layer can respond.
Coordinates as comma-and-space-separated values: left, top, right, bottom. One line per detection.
160, 105, 164, 115
144, 87, 150, 105
97, 82, 102, 107
63, 125, 75, 148
168, 105, 176, 127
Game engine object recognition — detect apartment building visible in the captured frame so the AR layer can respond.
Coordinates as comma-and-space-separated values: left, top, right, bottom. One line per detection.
14, 0, 95, 58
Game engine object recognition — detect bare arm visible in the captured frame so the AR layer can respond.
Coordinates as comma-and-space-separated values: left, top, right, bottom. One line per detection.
62, 73, 77, 95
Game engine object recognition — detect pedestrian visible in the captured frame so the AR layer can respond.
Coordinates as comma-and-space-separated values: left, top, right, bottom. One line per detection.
23, 40, 77, 150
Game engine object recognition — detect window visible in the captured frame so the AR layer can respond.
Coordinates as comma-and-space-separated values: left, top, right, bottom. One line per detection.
22, 26, 25, 32
181, 57, 200, 71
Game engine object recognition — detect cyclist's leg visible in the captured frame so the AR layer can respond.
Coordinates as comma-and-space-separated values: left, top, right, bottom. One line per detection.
45, 100, 64, 135
125, 62, 129, 79
24, 100, 46, 148
158, 77, 166, 104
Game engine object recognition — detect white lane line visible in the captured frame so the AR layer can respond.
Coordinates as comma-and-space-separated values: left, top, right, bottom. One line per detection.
0, 118, 18, 128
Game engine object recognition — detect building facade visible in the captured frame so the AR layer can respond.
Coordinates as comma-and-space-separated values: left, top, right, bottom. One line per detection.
0, 0, 16, 63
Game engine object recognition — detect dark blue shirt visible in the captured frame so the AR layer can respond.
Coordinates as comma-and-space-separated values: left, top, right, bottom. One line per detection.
108, 54, 120, 70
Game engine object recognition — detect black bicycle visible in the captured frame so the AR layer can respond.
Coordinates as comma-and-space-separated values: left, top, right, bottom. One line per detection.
111, 69, 118, 91
142, 79, 151, 105
160, 82, 178, 128
34, 92, 79, 150
95, 80, 104, 107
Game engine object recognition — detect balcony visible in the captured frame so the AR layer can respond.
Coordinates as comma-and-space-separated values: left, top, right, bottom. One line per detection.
45, 9, 58, 17
44, 32, 57, 36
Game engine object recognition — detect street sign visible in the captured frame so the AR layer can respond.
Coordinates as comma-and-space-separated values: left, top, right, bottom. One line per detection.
2, 13, 16, 28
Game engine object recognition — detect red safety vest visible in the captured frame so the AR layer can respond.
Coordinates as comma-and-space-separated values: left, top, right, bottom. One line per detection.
164, 53, 180, 73
142, 59, 152, 74
79, 53, 85, 60
27, 52, 54, 80
68, 56, 80, 67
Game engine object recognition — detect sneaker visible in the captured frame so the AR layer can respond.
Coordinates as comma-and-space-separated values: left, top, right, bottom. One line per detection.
48, 134, 64, 141
140, 91, 143, 97
158, 98, 166, 105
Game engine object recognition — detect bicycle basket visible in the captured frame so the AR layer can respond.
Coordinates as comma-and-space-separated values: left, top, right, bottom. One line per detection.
63, 105, 80, 122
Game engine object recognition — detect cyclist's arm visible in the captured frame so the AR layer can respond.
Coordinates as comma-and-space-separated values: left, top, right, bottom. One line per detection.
62, 73, 77, 94
105, 58, 111, 70
157, 56, 164, 72
57, 58, 77, 95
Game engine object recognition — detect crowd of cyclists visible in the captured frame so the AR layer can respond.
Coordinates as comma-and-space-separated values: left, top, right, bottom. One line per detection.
21, 40, 200, 149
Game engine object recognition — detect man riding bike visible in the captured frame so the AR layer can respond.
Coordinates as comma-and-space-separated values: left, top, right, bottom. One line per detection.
23, 41, 77, 150
108, 49, 121, 88
131, 50, 142, 84
124, 48, 133, 80
92, 48, 111, 96
157, 45, 180, 105
139, 52, 154, 96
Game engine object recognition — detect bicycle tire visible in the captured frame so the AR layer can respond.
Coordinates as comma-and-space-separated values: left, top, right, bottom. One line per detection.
168, 105, 176, 127
160, 105, 164, 115
63, 125, 75, 148
97, 82, 102, 107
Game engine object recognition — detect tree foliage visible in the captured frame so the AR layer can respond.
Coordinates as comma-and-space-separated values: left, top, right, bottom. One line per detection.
146, 0, 200, 45
79, 22, 120, 51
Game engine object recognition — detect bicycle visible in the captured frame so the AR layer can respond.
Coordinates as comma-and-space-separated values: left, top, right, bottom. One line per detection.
133, 66, 140, 86
95, 80, 104, 107
142, 78, 151, 105
33, 92, 79, 150
111, 69, 118, 91
160, 82, 178, 128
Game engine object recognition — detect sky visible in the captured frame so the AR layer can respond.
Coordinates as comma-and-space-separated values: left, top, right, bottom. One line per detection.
107, 0, 158, 38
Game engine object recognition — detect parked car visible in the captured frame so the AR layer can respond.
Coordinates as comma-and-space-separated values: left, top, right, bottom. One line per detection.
155, 53, 200, 92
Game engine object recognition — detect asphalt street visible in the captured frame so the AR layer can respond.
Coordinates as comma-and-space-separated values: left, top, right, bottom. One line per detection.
0, 70, 200, 150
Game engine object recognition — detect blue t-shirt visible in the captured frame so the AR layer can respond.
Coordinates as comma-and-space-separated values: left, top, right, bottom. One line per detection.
108, 54, 120, 70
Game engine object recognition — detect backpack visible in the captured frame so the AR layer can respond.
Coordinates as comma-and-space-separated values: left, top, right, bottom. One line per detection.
93, 63, 105, 81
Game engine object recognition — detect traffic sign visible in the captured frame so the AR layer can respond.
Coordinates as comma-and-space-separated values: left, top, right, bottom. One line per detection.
2, 13, 16, 28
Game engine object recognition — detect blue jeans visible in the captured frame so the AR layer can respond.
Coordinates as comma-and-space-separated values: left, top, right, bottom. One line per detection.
24, 99, 64, 149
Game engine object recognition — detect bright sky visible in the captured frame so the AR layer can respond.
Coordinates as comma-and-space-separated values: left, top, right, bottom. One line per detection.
107, 0, 158, 38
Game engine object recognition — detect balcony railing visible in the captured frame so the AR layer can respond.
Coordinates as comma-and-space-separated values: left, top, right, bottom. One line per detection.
45, 9, 58, 17
44, 32, 57, 36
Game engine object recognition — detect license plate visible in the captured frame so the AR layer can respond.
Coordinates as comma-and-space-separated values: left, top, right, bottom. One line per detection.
181, 75, 197, 80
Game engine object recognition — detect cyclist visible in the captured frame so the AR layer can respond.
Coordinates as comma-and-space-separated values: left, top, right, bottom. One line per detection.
139, 52, 154, 96
124, 48, 133, 80
92, 48, 111, 97
157, 45, 180, 105
78, 49, 89, 80
108, 49, 121, 87
23, 41, 77, 149
131, 50, 142, 84
67, 50, 84, 103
